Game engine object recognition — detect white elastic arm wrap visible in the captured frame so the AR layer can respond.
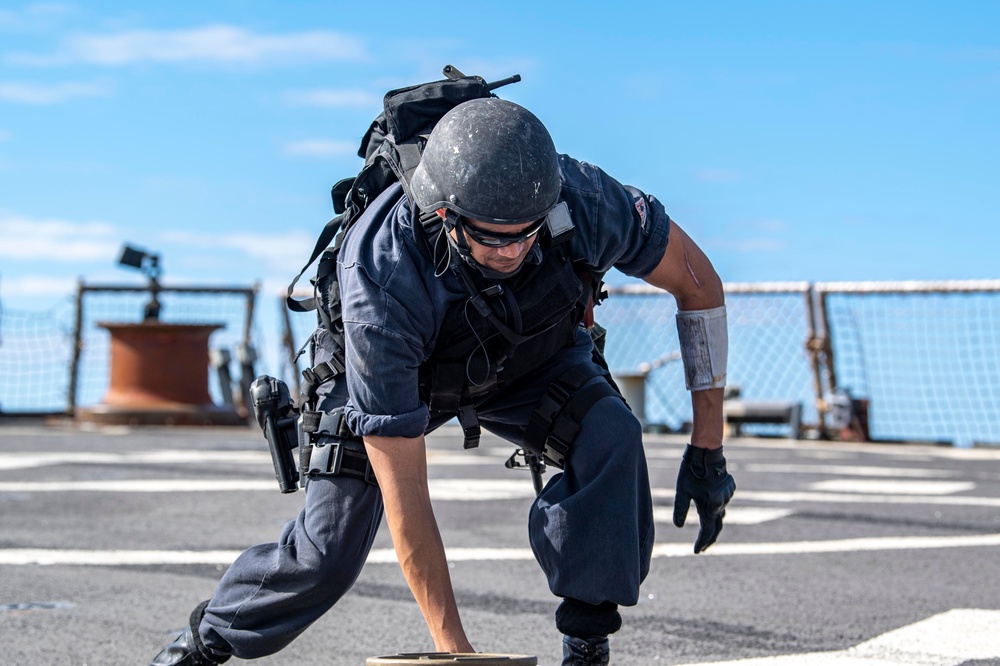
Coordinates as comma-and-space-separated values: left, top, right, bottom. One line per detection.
675, 305, 728, 391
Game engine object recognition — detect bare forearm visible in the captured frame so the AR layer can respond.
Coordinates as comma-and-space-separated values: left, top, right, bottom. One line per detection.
690, 388, 724, 449
643, 220, 726, 449
391, 493, 468, 649
364, 434, 472, 652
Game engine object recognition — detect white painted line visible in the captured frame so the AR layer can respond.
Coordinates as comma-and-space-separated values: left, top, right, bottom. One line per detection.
654, 507, 794, 526
0, 549, 246, 566
852, 608, 1000, 663
676, 653, 892, 665
652, 488, 1000, 508
652, 533, 1000, 558
0, 547, 532, 567
0, 449, 514, 471
429, 479, 536, 501
0, 450, 272, 471
791, 450, 857, 460
3, 478, 998, 510
742, 463, 959, 478
808, 479, 975, 495
4, 533, 1000, 567
437, 548, 536, 563
0, 478, 538, 499
643, 448, 694, 459
425, 454, 506, 466
0, 480, 276, 492
707, 437, 1000, 461
674, 609, 1000, 665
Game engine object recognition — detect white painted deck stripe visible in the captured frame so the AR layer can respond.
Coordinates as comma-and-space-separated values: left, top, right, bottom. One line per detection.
674, 608, 1000, 665
4, 479, 1000, 509
0, 478, 538, 499
653, 533, 1000, 558
700, 438, 1000, 460
852, 608, 1000, 663
0, 480, 278, 492
426, 479, 536, 500
4, 449, 998, 473
808, 479, 975, 495
2, 533, 999, 567
652, 488, 1000, 508
0, 450, 509, 472
654, 507, 794, 525
741, 463, 959, 478
0, 450, 273, 471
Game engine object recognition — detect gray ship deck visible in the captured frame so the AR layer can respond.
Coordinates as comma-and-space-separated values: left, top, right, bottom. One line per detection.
2, 420, 999, 665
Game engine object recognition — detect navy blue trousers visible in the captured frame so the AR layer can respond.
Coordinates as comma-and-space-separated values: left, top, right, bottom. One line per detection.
200, 330, 654, 659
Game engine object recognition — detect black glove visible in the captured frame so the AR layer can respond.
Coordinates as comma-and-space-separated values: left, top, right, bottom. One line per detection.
673, 444, 736, 554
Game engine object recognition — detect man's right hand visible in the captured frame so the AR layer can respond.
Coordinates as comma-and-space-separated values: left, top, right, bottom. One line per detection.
672, 444, 736, 554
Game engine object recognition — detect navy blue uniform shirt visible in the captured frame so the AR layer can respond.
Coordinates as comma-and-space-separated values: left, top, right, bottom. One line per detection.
339, 154, 671, 438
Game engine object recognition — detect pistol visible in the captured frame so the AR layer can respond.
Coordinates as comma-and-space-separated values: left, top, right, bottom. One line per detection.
250, 375, 300, 493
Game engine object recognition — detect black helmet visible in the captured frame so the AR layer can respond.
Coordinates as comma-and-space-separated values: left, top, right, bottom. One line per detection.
410, 98, 560, 225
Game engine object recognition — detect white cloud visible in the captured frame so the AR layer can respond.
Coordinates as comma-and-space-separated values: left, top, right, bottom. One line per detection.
0, 215, 120, 261
8, 25, 368, 66
696, 168, 741, 183
282, 139, 357, 158
283, 88, 380, 108
0, 3, 74, 29
0, 80, 111, 103
0, 274, 77, 298
25, 3, 75, 19
160, 229, 315, 274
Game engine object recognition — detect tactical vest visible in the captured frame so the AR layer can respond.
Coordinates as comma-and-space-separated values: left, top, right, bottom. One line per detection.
418, 228, 589, 414
307, 185, 595, 438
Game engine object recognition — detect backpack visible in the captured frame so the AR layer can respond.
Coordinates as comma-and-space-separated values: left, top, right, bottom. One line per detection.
284, 66, 613, 458
284, 66, 530, 407
285, 65, 522, 329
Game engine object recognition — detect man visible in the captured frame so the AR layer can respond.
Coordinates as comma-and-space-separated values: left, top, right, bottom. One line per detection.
151, 97, 735, 666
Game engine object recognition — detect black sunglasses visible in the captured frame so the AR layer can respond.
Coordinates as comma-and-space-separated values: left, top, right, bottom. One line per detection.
460, 217, 547, 248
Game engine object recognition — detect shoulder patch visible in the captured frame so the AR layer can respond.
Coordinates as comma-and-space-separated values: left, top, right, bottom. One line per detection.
634, 196, 649, 231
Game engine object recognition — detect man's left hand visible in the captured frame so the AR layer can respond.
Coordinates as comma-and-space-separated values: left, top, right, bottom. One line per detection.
672, 444, 736, 553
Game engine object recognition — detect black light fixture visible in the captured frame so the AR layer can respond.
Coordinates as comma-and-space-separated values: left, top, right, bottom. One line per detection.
118, 244, 162, 280
117, 244, 162, 320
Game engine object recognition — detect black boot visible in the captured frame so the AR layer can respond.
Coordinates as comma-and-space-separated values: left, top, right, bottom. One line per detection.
561, 635, 610, 665
150, 601, 230, 666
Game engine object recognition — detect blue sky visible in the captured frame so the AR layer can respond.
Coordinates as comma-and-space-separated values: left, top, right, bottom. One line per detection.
1, 0, 998, 313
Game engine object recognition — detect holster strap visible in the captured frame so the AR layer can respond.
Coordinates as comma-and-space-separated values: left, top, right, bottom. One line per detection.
305, 442, 377, 486
300, 410, 353, 439
302, 358, 345, 387
458, 404, 481, 449
523, 367, 624, 469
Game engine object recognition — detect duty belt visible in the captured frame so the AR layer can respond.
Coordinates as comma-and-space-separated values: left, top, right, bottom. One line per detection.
304, 442, 377, 486
299, 410, 377, 486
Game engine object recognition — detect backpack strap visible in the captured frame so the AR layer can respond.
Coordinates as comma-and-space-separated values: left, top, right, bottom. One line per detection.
286, 68, 522, 318
285, 214, 345, 315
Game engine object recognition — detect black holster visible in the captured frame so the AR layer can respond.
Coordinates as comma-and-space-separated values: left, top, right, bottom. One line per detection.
249, 375, 300, 493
